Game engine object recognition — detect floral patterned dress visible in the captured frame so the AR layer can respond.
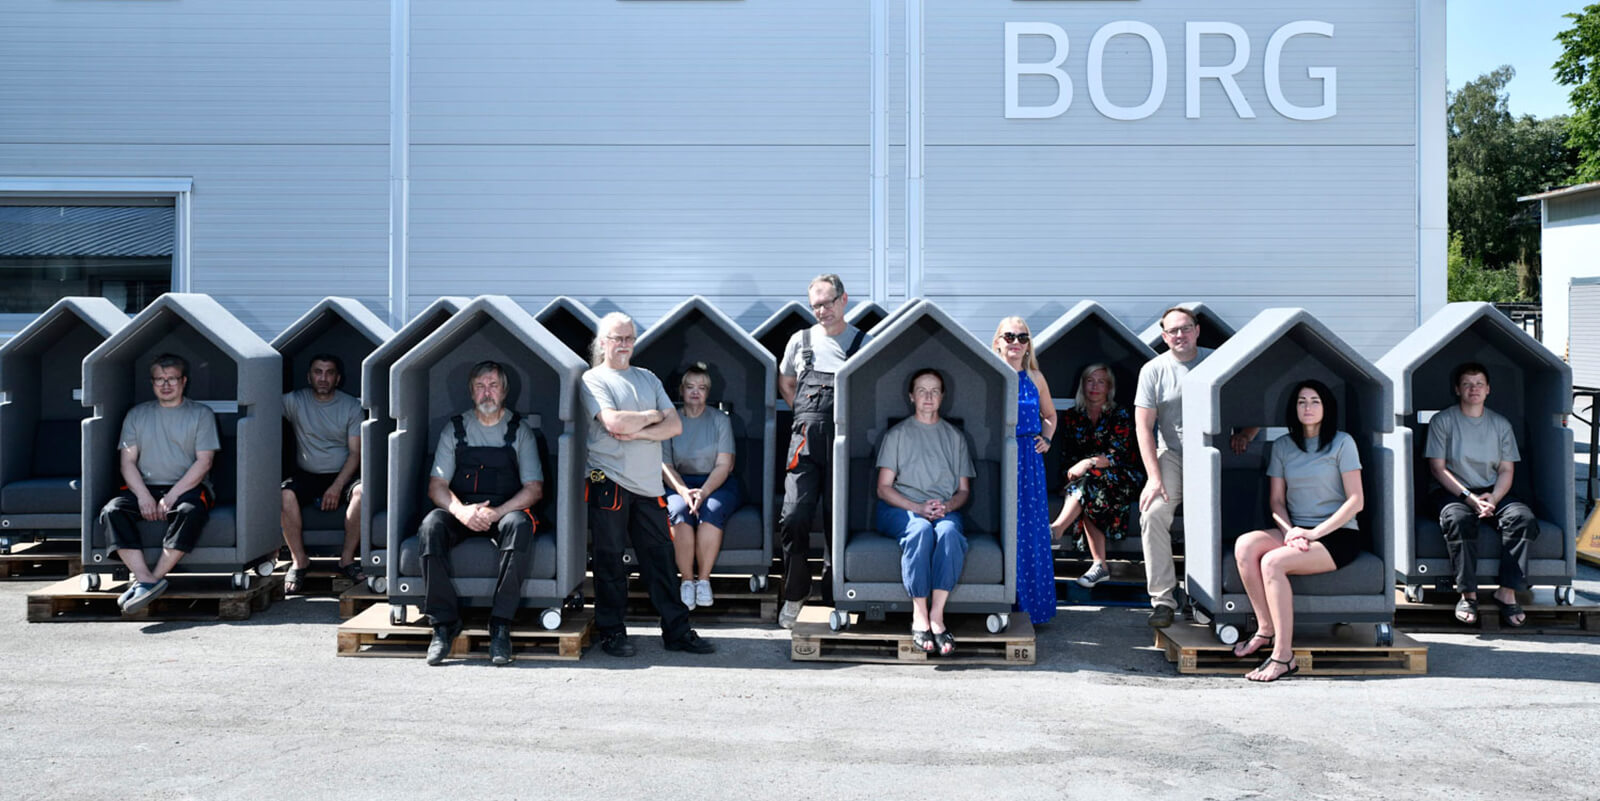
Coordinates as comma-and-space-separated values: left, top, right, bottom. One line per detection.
1059, 403, 1145, 550
1013, 370, 1055, 624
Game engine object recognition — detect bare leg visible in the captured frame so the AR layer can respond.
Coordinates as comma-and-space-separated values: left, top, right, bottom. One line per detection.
1247, 544, 1336, 681
693, 523, 724, 582
1083, 518, 1108, 564
910, 596, 931, 631
1492, 586, 1524, 626
671, 522, 696, 581
341, 484, 363, 566
1232, 529, 1284, 656
280, 489, 309, 569
150, 548, 186, 581
929, 589, 951, 634
1050, 495, 1083, 540
115, 548, 157, 584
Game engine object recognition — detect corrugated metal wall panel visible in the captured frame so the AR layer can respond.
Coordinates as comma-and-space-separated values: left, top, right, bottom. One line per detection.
1571, 281, 1600, 388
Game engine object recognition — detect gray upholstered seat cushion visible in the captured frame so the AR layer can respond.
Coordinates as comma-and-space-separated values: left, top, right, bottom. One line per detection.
719, 505, 762, 551
843, 529, 1003, 585
1222, 550, 1387, 595
2, 477, 81, 514
397, 530, 558, 580
298, 503, 348, 532
126, 505, 238, 549
1413, 517, 1565, 560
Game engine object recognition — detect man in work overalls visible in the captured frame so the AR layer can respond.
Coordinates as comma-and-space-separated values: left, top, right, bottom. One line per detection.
776, 274, 871, 628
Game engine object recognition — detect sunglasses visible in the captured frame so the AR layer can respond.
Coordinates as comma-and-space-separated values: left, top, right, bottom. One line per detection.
1000, 332, 1031, 344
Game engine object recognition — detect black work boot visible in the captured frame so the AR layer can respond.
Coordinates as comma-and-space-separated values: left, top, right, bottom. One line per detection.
489, 618, 514, 666
426, 621, 462, 666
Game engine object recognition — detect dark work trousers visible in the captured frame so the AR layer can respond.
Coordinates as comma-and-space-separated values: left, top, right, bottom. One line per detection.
418, 507, 535, 625
100, 485, 211, 553
590, 480, 691, 643
1432, 488, 1539, 594
778, 419, 834, 604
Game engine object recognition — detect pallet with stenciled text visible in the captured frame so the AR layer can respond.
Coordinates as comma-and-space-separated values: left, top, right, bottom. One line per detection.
789, 607, 1036, 666
335, 603, 592, 661
26, 573, 283, 623
0, 540, 83, 580
1154, 621, 1427, 676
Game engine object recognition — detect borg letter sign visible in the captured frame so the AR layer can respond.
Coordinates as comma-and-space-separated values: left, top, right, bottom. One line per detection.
1004, 20, 1337, 121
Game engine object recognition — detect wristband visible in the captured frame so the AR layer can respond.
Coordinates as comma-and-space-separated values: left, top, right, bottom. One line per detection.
1460, 489, 1474, 501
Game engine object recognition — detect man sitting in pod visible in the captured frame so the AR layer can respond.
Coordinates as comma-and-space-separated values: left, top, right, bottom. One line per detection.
874, 368, 976, 657
419, 361, 543, 666
279, 353, 364, 593
98, 353, 220, 613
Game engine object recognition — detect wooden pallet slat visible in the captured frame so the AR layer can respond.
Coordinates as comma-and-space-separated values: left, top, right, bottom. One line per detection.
0, 540, 83, 580
789, 607, 1036, 666
335, 603, 593, 661
1154, 622, 1427, 676
26, 574, 281, 623
1392, 588, 1598, 635
338, 584, 384, 619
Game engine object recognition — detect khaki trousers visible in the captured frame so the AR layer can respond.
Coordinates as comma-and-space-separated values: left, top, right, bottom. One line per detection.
1139, 448, 1184, 610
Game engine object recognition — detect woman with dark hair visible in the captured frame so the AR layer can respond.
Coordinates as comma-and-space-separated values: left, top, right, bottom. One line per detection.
661, 362, 741, 610
1230, 380, 1365, 682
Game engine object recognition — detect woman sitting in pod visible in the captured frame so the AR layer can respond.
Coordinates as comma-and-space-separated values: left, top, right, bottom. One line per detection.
1049, 363, 1144, 588
874, 368, 976, 656
1231, 379, 1365, 682
661, 362, 742, 610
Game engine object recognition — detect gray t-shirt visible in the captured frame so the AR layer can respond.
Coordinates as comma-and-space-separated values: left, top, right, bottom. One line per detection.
663, 407, 735, 476
582, 365, 674, 497
1424, 405, 1520, 490
429, 411, 544, 485
117, 398, 220, 487
1134, 348, 1213, 453
1268, 431, 1362, 530
780, 323, 869, 376
876, 417, 976, 504
283, 388, 362, 474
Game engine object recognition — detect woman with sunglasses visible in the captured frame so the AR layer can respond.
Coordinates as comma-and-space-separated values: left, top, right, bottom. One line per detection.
992, 317, 1058, 625
1049, 363, 1145, 589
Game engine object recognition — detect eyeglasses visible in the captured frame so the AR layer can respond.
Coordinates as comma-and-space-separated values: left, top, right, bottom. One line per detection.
1163, 324, 1197, 336
1000, 332, 1030, 344
604, 335, 636, 344
151, 377, 183, 386
809, 296, 840, 313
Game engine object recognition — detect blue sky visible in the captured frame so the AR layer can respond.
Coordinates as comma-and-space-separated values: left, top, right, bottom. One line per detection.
1449, 1, 1585, 118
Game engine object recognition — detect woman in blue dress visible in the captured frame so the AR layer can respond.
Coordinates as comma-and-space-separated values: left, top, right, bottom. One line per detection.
992, 317, 1058, 624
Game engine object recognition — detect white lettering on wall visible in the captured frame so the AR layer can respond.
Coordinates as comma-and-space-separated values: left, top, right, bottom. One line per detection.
1004, 22, 1072, 119
1186, 22, 1254, 119
1088, 21, 1166, 121
1003, 20, 1337, 121
1266, 21, 1337, 121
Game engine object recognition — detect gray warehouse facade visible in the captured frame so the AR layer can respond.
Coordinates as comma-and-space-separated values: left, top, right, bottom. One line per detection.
0, 0, 1445, 355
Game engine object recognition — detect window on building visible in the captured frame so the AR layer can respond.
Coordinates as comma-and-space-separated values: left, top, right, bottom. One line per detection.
0, 197, 174, 315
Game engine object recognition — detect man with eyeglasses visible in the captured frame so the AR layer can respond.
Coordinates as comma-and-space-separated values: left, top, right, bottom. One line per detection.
582, 313, 716, 657
96, 353, 219, 613
775, 274, 871, 628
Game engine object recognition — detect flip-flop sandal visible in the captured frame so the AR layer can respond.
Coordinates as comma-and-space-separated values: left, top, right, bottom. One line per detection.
1248, 656, 1299, 682
336, 561, 365, 582
911, 629, 935, 653
935, 630, 956, 657
1232, 632, 1274, 659
1454, 597, 1479, 625
285, 566, 308, 594
1498, 602, 1527, 628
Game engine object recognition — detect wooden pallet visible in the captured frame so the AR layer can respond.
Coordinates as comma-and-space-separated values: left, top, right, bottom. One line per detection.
580, 575, 778, 624
1052, 559, 1152, 607
0, 540, 82, 580
789, 606, 1036, 666
26, 573, 283, 623
1393, 588, 1598, 635
335, 603, 592, 661
338, 584, 385, 619
276, 559, 358, 597
1154, 622, 1427, 675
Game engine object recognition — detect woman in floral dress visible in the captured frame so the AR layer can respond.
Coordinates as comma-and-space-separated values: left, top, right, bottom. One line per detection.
1049, 363, 1145, 588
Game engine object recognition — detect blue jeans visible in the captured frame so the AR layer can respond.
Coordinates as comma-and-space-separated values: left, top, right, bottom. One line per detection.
875, 500, 967, 598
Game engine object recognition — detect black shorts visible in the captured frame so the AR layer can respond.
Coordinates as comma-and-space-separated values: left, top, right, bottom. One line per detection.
282, 472, 355, 508
1318, 526, 1364, 570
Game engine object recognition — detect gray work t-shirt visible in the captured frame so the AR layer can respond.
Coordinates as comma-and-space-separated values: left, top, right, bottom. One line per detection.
117, 398, 221, 487
582, 365, 674, 497
1268, 431, 1362, 530
876, 417, 976, 504
429, 411, 544, 485
282, 388, 362, 474
663, 407, 735, 476
1134, 348, 1212, 453
1424, 405, 1519, 490
780, 323, 868, 376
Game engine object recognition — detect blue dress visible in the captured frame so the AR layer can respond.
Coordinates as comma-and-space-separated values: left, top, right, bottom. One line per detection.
1014, 370, 1056, 624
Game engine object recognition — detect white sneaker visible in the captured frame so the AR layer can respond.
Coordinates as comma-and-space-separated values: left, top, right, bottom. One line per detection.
778, 600, 803, 629
680, 580, 697, 610
695, 579, 713, 608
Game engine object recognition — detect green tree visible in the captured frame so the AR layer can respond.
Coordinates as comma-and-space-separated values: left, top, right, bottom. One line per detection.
1555, 4, 1600, 182
1446, 233, 1519, 303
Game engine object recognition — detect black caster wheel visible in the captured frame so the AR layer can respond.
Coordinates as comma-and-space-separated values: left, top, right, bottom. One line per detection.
1375, 622, 1394, 647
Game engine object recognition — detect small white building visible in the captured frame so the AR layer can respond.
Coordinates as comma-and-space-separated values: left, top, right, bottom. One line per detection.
1523, 182, 1600, 387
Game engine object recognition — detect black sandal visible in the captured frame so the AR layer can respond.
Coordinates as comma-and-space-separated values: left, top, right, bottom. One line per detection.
1498, 601, 1527, 628
1454, 597, 1479, 625
1248, 656, 1299, 682
934, 630, 955, 657
911, 629, 935, 653
285, 566, 308, 594
1232, 632, 1274, 658
337, 561, 366, 582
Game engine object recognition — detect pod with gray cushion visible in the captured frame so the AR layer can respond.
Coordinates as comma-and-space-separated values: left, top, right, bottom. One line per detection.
0, 298, 129, 546
80, 293, 283, 585
270, 297, 393, 558
631, 295, 776, 588
385, 296, 586, 627
1183, 308, 1397, 643
832, 300, 1017, 625
1377, 302, 1575, 601
358, 297, 467, 591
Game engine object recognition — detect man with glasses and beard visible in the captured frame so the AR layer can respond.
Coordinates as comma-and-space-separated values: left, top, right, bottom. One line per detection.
418, 361, 544, 666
